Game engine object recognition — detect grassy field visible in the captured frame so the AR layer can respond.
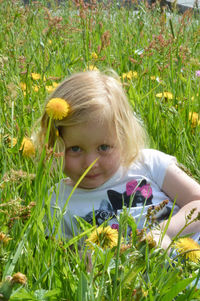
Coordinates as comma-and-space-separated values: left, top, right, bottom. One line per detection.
0, 0, 200, 300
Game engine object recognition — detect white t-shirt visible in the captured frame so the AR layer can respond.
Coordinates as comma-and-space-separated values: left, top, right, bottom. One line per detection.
50, 149, 182, 238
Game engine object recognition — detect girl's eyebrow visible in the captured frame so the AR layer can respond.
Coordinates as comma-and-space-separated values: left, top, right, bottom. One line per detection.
65, 142, 79, 147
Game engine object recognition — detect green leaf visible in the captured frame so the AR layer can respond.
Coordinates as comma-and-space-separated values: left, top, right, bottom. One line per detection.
161, 276, 196, 301
11, 288, 61, 301
43, 289, 61, 299
10, 288, 35, 300
3, 240, 25, 277
63, 226, 96, 248
76, 272, 88, 301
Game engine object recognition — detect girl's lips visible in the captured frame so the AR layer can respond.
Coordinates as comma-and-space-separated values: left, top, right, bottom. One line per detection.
85, 174, 100, 179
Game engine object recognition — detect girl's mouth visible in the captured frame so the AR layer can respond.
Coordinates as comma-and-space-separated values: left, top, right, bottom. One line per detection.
85, 174, 100, 179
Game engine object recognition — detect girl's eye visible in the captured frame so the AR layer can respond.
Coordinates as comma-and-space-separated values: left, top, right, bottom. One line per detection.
98, 144, 110, 152
70, 146, 81, 153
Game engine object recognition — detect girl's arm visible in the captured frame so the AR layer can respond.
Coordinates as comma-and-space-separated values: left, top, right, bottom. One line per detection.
161, 163, 200, 208
149, 164, 200, 249
161, 163, 200, 238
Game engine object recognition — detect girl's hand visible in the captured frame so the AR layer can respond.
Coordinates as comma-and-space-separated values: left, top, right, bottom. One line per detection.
147, 229, 171, 250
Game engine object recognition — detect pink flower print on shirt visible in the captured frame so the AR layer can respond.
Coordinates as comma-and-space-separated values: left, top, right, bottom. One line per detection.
111, 224, 119, 230
107, 179, 153, 211
126, 179, 152, 199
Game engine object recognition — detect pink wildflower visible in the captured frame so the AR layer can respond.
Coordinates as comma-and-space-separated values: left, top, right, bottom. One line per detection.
196, 70, 200, 77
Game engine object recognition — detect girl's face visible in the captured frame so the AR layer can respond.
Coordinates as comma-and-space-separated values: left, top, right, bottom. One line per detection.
62, 120, 121, 189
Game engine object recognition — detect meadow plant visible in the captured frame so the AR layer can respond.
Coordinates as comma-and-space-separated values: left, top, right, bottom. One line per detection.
0, 0, 200, 300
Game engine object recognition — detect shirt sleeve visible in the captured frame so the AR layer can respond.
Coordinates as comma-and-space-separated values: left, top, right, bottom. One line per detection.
141, 149, 177, 188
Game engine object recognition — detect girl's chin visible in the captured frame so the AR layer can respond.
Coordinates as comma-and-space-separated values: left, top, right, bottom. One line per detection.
77, 177, 105, 189
78, 182, 102, 189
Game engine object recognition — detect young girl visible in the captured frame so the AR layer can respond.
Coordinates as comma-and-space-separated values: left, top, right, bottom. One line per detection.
37, 70, 200, 248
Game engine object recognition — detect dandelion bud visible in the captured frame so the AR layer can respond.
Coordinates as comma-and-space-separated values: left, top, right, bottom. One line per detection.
11, 272, 27, 285
0, 233, 11, 245
0, 273, 26, 301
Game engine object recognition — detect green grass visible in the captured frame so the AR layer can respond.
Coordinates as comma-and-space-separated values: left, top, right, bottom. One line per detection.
0, 0, 200, 300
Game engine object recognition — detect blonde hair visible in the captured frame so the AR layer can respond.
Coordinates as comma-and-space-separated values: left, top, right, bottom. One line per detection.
36, 70, 147, 167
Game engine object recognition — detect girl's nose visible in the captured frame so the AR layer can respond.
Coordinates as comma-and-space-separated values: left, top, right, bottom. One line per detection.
83, 153, 99, 169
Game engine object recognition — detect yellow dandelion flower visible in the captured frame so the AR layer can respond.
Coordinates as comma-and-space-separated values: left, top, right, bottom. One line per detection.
53, 82, 59, 88
20, 138, 36, 157
91, 52, 98, 59
0, 232, 11, 245
156, 92, 173, 100
150, 76, 161, 83
86, 226, 118, 250
46, 82, 59, 93
174, 237, 200, 263
142, 290, 148, 297
122, 71, 138, 80
46, 98, 70, 120
11, 272, 27, 285
88, 65, 98, 71
48, 39, 52, 45
20, 82, 26, 91
192, 93, 200, 101
31, 73, 41, 80
0, 182, 5, 189
189, 112, 200, 128
8, 137, 17, 148
46, 85, 55, 93
33, 85, 39, 92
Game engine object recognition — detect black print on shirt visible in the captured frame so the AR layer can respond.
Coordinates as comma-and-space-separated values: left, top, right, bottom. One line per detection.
154, 206, 171, 221
80, 179, 171, 227
81, 199, 116, 226
107, 179, 153, 211
107, 179, 171, 221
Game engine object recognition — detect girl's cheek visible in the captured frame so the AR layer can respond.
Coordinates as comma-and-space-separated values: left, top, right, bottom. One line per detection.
108, 150, 121, 164
63, 155, 74, 174
65, 155, 73, 168
66, 154, 82, 170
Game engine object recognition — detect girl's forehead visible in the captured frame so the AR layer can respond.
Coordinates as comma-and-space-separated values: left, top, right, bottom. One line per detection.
61, 120, 117, 145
